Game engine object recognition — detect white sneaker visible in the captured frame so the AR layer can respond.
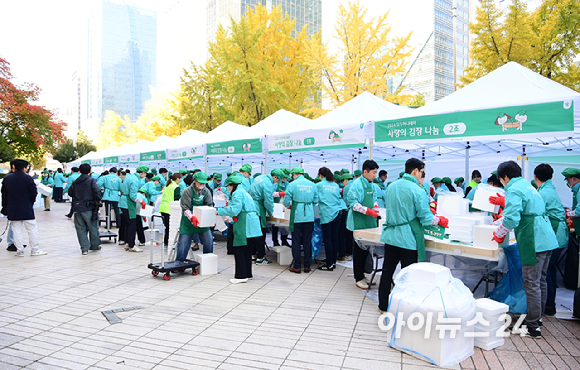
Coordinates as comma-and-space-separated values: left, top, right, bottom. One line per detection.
230, 278, 248, 284
30, 249, 47, 256
130, 246, 143, 252
15, 250, 24, 257
356, 280, 369, 289
118, 241, 126, 245
364, 277, 377, 286
138, 242, 145, 246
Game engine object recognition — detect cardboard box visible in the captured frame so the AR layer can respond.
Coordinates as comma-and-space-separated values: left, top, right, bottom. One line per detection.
472, 188, 501, 213
194, 253, 218, 275
473, 225, 509, 249
192, 206, 216, 227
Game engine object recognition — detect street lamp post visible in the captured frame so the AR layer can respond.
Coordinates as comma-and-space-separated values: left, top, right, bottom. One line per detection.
452, 1, 458, 92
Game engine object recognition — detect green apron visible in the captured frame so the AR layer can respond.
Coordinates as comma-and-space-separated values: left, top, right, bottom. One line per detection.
233, 211, 251, 247
514, 214, 542, 265
383, 218, 426, 262
125, 195, 137, 219
352, 180, 377, 230
549, 216, 569, 248
257, 201, 267, 229
573, 188, 580, 238
179, 192, 210, 235
289, 201, 312, 232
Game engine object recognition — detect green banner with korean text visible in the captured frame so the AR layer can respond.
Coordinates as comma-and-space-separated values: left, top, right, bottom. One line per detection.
268, 124, 366, 154
207, 138, 262, 156
375, 101, 574, 144
104, 156, 118, 164
140, 150, 166, 162
119, 154, 139, 163
168, 145, 204, 161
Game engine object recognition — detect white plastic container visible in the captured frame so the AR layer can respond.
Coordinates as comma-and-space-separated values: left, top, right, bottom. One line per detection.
283, 207, 292, 220
194, 253, 218, 275
273, 246, 293, 265
136, 204, 154, 218
472, 187, 502, 213
437, 195, 469, 216
272, 203, 285, 219
192, 206, 216, 227
473, 225, 509, 249
37, 183, 52, 197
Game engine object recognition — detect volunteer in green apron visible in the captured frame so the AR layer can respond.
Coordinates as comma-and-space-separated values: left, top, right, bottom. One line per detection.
533, 164, 569, 315
378, 158, 449, 311
346, 160, 381, 289
494, 161, 558, 338
174, 171, 214, 261
316, 167, 342, 271
217, 176, 262, 283
40, 170, 53, 211
118, 169, 143, 252
284, 168, 319, 273
248, 169, 285, 265
563, 167, 580, 237
271, 169, 290, 247
339, 173, 354, 261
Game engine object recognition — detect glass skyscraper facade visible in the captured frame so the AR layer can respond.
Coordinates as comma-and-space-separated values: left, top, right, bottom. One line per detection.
397, 0, 471, 103
83, 0, 156, 138
207, 0, 321, 43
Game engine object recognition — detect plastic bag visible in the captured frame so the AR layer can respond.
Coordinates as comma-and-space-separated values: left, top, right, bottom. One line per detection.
386, 263, 477, 367
311, 219, 323, 259
489, 243, 527, 314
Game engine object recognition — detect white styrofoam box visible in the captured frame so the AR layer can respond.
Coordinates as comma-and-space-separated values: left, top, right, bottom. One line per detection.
136, 204, 154, 218
313, 204, 320, 219
194, 253, 218, 275
449, 232, 473, 244
467, 213, 494, 225
272, 203, 285, 219
404, 262, 451, 286
273, 246, 293, 265
472, 188, 500, 213
283, 207, 291, 220
474, 337, 504, 351
473, 225, 509, 249
476, 298, 509, 317
447, 223, 473, 233
437, 195, 469, 217
449, 216, 483, 226
37, 183, 52, 196
474, 319, 505, 333
192, 206, 216, 227
378, 208, 386, 220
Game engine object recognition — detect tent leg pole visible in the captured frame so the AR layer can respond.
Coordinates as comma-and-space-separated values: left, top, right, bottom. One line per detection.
369, 139, 374, 161
465, 145, 470, 186
264, 149, 268, 174
357, 151, 361, 171
204, 155, 208, 174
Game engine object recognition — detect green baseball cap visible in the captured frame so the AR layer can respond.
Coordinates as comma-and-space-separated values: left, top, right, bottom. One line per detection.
341, 174, 353, 180
290, 167, 304, 174
179, 169, 187, 174
136, 165, 149, 173
253, 173, 261, 178
562, 168, 580, 178
454, 177, 464, 184
341, 168, 350, 174
151, 168, 157, 174
239, 164, 252, 174
271, 169, 285, 179
354, 170, 362, 176
226, 175, 243, 185
442, 177, 452, 184
227, 172, 232, 177
431, 177, 442, 183
151, 176, 160, 181
213, 173, 222, 180
281, 168, 290, 177
193, 171, 209, 183
138, 188, 149, 196
333, 173, 342, 183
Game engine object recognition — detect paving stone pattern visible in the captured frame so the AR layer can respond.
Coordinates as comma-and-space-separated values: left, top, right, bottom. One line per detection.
0, 202, 579, 369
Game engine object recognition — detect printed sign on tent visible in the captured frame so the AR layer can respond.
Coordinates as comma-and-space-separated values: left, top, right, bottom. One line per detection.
91, 158, 104, 166
119, 154, 139, 163
375, 101, 574, 144
81, 160, 91, 164
207, 138, 262, 156
140, 150, 166, 162
104, 156, 119, 164
168, 145, 204, 161
268, 124, 366, 154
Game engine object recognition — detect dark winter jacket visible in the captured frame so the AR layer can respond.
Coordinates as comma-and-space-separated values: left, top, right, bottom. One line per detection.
1, 171, 37, 221
68, 174, 102, 213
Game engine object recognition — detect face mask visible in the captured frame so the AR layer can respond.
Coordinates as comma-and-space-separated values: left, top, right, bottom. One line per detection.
196, 183, 205, 190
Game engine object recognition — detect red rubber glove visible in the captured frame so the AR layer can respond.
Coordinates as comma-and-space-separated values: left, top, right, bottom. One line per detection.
365, 208, 380, 217
136, 198, 146, 209
566, 209, 578, 218
492, 232, 505, 244
437, 216, 449, 228
217, 187, 222, 191
489, 193, 505, 208
278, 192, 285, 198
190, 215, 199, 228
143, 217, 147, 223
232, 216, 238, 222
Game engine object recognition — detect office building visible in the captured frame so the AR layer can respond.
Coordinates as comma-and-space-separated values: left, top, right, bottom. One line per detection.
82, 0, 157, 139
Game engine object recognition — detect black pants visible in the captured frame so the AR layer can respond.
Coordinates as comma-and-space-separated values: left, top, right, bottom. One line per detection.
53, 187, 63, 202
233, 239, 254, 279
226, 223, 234, 255
136, 217, 145, 243
353, 242, 370, 282
321, 213, 341, 267
104, 200, 120, 227
161, 212, 170, 246
120, 210, 137, 248
253, 227, 266, 259
272, 226, 280, 244
337, 210, 347, 258
292, 222, 313, 269
378, 243, 418, 311
66, 202, 74, 217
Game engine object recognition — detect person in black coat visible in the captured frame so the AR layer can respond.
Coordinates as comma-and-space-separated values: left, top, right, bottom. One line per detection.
68, 163, 103, 255
1, 159, 46, 257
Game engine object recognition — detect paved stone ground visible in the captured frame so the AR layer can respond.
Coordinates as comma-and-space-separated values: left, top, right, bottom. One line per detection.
0, 202, 579, 370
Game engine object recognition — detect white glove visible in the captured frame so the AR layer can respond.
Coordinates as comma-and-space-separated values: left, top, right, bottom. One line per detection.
494, 222, 510, 238
492, 217, 504, 226
430, 215, 440, 226
184, 210, 194, 220
352, 203, 368, 215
